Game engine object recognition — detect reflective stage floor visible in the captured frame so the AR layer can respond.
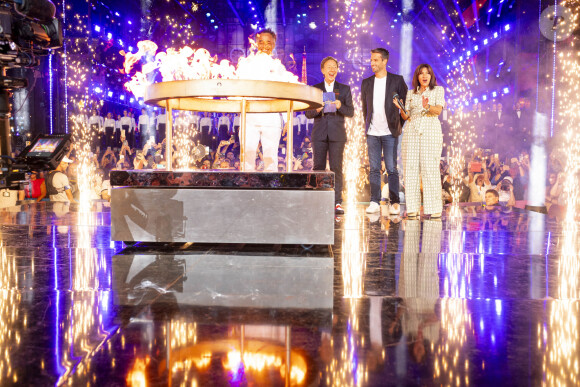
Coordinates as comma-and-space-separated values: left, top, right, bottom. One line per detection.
0, 201, 578, 386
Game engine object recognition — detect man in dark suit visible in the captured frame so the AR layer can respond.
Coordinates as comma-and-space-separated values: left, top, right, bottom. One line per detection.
361, 48, 408, 215
305, 56, 354, 214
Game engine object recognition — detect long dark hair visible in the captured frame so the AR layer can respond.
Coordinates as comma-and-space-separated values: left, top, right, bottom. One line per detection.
412, 64, 437, 93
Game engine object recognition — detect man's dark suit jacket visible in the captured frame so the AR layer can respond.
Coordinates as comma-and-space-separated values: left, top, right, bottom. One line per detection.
305, 81, 354, 142
361, 73, 408, 137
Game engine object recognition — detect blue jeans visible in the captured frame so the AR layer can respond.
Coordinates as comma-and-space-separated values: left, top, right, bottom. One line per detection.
367, 134, 400, 204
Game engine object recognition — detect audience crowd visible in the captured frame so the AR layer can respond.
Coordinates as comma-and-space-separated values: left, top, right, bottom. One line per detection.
14, 101, 576, 214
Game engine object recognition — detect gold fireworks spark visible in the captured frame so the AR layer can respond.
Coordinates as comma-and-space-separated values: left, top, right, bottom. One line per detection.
542, 3, 580, 384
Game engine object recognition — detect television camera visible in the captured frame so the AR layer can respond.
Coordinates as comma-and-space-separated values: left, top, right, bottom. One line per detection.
0, 133, 71, 192
0, 0, 63, 157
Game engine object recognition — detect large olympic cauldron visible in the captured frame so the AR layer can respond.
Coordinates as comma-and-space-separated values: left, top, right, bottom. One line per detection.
144, 79, 324, 172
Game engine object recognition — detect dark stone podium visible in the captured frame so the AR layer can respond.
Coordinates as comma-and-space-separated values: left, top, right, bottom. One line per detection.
110, 170, 335, 245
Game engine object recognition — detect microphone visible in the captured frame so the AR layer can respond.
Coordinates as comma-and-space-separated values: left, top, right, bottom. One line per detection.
393, 93, 408, 116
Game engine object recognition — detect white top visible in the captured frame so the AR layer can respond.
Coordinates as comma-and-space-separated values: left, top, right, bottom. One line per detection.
367, 76, 389, 136
88, 115, 104, 132
138, 114, 149, 127
246, 113, 282, 128
104, 118, 116, 128
404, 86, 446, 135
298, 113, 307, 125
218, 116, 231, 127
233, 115, 240, 126
49, 172, 71, 202
324, 81, 335, 92
190, 114, 200, 126
119, 116, 133, 131
149, 115, 156, 127
200, 117, 212, 128
157, 114, 166, 125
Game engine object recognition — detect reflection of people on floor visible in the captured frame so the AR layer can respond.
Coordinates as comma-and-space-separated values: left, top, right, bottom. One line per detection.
363, 218, 404, 371
399, 219, 442, 366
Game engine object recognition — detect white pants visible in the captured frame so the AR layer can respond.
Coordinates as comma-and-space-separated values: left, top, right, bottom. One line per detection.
244, 125, 282, 172
402, 129, 443, 215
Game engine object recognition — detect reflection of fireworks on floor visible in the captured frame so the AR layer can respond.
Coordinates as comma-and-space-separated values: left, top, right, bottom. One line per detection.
0, 242, 21, 384
541, 219, 579, 386
435, 206, 473, 385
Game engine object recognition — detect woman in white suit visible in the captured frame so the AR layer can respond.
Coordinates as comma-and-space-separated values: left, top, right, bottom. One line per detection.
394, 64, 445, 218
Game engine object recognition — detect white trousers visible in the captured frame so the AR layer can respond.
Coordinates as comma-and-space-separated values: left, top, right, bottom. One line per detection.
244, 125, 282, 172
402, 129, 443, 215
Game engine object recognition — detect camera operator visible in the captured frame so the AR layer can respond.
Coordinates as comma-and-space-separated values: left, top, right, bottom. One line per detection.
497, 176, 516, 206
36, 156, 77, 203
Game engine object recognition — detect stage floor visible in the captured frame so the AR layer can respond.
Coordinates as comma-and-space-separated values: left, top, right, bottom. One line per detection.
0, 201, 578, 385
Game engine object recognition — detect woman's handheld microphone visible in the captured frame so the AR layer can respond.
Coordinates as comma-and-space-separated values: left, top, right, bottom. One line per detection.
393, 93, 408, 116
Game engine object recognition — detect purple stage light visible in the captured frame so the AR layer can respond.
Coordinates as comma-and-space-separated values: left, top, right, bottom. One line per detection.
504, 24, 510, 31
94, 25, 101, 32
482, 95, 487, 101
492, 91, 497, 98
484, 39, 488, 45
503, 87, 509, 94
107, 91, 113, 97
107, 32, 112, 40
120, 95, 125, 101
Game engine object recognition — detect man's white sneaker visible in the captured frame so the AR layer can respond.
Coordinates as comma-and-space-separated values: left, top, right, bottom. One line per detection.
389, 203, 401, 215
366, 202, 381, 214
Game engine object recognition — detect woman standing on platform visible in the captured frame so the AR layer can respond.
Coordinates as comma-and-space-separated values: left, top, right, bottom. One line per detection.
393, 64, 445, 218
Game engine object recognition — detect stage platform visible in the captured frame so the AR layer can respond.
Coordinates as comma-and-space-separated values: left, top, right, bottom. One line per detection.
110, 170, 335, 245
0, 200, 578, 385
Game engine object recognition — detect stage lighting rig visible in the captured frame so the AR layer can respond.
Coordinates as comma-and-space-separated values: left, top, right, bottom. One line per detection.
0, 0, 63, 158
0, 0, 62, 65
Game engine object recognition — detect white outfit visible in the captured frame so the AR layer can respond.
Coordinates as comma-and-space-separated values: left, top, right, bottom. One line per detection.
49, 171, 71, 202
138, 114, 149, 129
218, 115, 231, 130
199, 117, 212, 129
402, 86, 445, 215
119, 116, 132, 132
245, 113, 283, 171
88, 115, 104, 132
104, 118, 116, 128
157, 113, 166, 128
190, 113, 200, 128
399, 220, 441, 344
